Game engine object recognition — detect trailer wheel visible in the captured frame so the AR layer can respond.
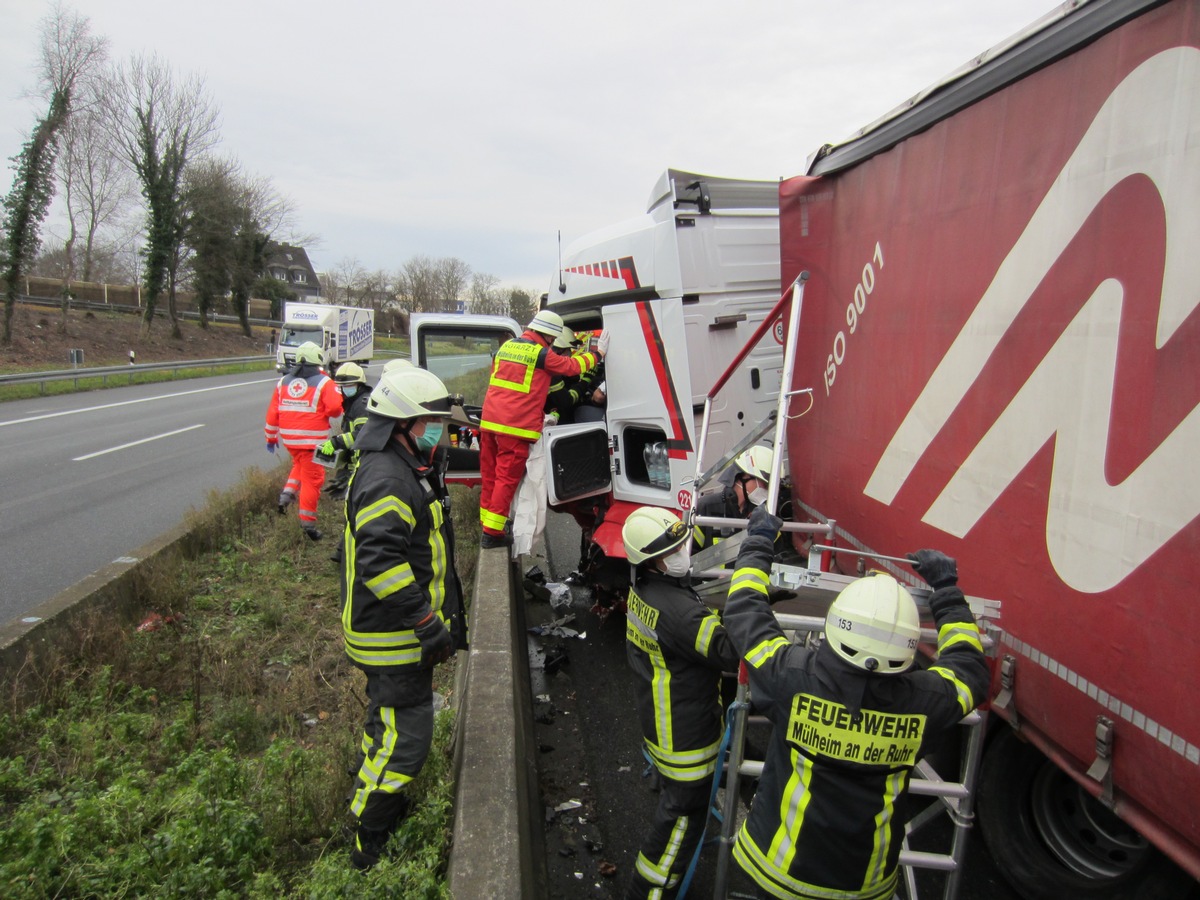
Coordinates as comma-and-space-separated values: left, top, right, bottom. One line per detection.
978, 729, 1196, 899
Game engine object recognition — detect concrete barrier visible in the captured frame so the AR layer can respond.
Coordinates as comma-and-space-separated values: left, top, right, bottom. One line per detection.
448, 545, 544, 898
0, 521, 196, 687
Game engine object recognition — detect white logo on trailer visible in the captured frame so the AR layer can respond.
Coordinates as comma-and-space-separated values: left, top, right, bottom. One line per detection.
864, 48, 1200, 594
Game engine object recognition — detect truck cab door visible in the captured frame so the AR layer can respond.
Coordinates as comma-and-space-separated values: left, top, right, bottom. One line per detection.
543, 298, 696, 511
408, 313, 521, 484
408, 313, 521, 410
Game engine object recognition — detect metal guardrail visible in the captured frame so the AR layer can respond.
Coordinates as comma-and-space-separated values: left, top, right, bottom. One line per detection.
0, 356, 274, 392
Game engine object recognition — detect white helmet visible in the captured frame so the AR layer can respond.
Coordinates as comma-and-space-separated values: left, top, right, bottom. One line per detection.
734, 445, 774, 483
824, 573, 921, 675
367, 366, 453, 420
528, 309, 565, 340
382, 358, 414, 373
296, 341, 324, 366
552, 326, 577, 350
333, 362, 366, 384
622, 507, 689, 565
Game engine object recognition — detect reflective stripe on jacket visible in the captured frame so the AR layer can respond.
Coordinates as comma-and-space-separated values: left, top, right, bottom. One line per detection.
722, 535, 989, 900
480, 331, 599, 441
625, 571, 741, 782
340, 439, 467, 672
264, 365, 342, 449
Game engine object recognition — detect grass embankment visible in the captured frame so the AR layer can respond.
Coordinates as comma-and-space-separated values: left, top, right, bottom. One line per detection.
0, 466, 481, 898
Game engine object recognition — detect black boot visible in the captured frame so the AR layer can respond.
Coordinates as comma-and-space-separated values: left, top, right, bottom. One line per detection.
350, 826, 389, 871
303, 524, 323, 542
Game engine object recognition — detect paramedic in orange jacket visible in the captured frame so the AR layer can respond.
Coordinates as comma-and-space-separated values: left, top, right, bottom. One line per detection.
478, 310, 607, 549
264, 341, 344, 540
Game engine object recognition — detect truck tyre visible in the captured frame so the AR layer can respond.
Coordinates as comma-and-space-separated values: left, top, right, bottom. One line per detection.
978, 728, 1197, 899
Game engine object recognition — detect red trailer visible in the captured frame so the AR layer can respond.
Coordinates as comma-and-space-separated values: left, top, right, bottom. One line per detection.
780, 0, 1199, 895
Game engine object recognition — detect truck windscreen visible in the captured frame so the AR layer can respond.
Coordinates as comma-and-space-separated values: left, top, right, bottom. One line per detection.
280, 326, 322, 347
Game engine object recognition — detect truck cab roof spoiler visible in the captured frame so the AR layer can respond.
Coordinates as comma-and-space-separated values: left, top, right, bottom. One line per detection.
806, 0, 1168, 176
650, 169, 779, 214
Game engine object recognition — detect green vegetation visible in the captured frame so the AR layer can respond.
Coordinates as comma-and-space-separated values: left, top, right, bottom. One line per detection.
372, 334, 409, 357
0, 467, 482, 898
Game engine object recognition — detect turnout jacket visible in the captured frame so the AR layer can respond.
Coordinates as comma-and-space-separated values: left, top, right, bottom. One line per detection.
331, 388, 371, 452
264, 363, 342, 450
723, 535, 989, 900
626, 571, 741, 782
340, 437, 467, 673
481, 330, 600, 441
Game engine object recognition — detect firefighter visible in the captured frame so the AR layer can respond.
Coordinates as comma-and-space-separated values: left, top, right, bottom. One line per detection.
545, 329, 607, 426
264, 341, 343, 540
478, 309, 607, 548
339, 364, 468, 870
721, 505, 989, 900
692, 445, 774, 551
622, 507, 741, 900
318, 362, 370, 500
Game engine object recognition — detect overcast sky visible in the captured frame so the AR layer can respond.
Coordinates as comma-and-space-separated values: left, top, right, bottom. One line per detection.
0, 0, 1061, 295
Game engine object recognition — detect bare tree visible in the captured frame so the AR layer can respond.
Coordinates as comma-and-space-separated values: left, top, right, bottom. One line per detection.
1, 3, 105, 344
103, 53, 219, 338
323, 257, 366, 306
358, 268, 393, 315
61, 93, 133, 285
435, 256, 471, 312
468, 271, 505, 315
400, 254, 439, 314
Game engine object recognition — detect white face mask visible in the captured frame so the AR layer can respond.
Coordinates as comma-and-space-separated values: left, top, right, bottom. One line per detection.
660, 546, 690, 578
748, 486, 769, 507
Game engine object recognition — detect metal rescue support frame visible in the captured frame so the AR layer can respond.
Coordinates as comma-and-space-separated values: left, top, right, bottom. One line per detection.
683, 273, 998, 900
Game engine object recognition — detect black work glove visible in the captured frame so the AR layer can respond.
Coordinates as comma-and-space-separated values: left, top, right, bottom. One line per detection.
906, 549, 958, 589
414, 614, 453, 668
746, 505, 783, 542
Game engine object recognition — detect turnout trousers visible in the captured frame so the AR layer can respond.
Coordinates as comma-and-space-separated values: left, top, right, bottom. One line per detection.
478, 430, 531, 536
350, 668, 434, 834
625, 773, 712, 900
282, 444, 326, 524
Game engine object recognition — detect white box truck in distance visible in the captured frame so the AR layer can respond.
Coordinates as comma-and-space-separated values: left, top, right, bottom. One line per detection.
276, 302, 375, 373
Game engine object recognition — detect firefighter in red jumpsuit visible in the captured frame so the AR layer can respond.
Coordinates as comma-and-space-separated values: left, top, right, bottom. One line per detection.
264, 341, 343, 540
477, 310, 606, 548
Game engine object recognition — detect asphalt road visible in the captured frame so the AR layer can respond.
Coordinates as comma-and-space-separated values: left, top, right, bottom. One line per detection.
0, 371, 285, 625
532, 508, 1023, 900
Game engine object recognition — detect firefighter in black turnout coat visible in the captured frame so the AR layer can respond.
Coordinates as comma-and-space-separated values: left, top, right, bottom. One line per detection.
721, 505, 989, 900
622, 507, 741, 899
339, 365, 468, 870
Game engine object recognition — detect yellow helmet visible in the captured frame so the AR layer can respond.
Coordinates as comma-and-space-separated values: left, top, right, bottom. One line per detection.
295, 342, 324, 366
333, 362, 366, 384
622, 507, 689, 565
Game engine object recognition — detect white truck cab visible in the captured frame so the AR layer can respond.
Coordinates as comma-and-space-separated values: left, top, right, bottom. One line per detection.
408, 170, 783, 573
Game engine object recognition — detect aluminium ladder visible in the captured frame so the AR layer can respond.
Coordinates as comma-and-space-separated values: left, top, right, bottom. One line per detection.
682, 271, 999, 900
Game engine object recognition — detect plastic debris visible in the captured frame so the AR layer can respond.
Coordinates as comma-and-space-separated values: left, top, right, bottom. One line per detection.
547, 582, 572, 610
554, 800, 582, 813
136, 611, 178, 632
528, 614, 583, 639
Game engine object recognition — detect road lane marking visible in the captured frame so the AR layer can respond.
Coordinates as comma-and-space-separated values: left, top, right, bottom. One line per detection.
73, 424, 205, 461
0, 378, 276, 428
